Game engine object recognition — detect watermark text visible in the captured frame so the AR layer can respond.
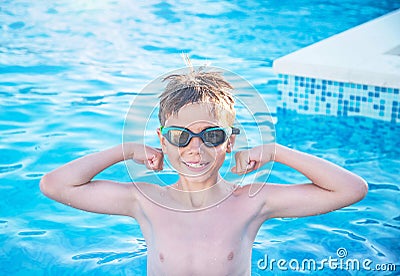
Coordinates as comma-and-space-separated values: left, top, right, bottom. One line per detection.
257, 248, 397, 272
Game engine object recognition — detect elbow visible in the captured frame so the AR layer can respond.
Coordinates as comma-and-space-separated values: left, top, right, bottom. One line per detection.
349, 177, 368, 203
40, 173, 56, 199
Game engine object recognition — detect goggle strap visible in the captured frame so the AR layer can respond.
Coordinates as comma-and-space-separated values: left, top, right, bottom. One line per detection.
231, 127, 240, 135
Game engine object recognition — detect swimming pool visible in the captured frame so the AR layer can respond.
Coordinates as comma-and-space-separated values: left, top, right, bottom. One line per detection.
1, 1, 399, 275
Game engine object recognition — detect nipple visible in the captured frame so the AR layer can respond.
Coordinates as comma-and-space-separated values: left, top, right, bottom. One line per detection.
159, 253, 164, 262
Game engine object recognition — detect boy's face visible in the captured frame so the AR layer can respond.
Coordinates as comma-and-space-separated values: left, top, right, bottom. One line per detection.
158, 103, 235, 185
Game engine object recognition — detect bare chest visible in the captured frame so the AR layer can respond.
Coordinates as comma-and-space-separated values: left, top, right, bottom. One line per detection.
138, 201, 261, 275
146, 219, 253, 276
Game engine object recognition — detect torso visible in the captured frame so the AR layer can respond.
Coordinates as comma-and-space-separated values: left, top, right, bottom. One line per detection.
131, 183, 268, 276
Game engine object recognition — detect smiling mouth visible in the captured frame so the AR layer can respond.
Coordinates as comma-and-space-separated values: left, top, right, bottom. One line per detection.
182, 161, 210, 169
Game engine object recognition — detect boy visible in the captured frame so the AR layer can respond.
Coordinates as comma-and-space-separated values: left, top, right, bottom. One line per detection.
40, 68, 368, 275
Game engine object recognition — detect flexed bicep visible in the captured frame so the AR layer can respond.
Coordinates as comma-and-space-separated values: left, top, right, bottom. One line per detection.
41, 176, 138, 217
265, 179, 367, 220
40, 144, 154, 217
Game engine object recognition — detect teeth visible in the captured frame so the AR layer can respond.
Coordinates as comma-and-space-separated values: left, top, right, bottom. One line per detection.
185, 162, 205, 168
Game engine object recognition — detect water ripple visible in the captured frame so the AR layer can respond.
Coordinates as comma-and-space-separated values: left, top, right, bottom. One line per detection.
0, 65, 67, 74
382, 223, 400, 231
0, 163, 23, 174
332, 229, 366, 242
18, 230, 47, 236
8, 21, 25, 29
355, 219, 379, 225
370, 244, 386, 257
72, 246, 147, 264
368, 183, 399, 191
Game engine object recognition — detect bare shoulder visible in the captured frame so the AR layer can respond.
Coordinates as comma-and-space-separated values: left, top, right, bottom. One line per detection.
130, 181, 171, 206
132, 181, 168, 201
133, 181, 165, 193
233, 182, 277, 199
229, 183, 273, 214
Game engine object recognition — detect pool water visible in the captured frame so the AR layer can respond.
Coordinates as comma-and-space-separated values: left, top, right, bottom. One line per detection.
1, 1, 399, 275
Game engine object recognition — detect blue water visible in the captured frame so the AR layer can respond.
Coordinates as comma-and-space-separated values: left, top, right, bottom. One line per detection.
1, 1, 400, 275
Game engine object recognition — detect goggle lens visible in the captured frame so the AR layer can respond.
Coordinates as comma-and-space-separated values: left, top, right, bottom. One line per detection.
161, 126, 239, 147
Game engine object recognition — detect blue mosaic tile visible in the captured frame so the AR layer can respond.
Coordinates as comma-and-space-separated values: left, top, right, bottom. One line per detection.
277, 75, 400, 123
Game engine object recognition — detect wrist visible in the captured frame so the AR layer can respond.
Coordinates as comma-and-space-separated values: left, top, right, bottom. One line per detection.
260, 143, 276, 164
273, 144, 293, 164
122, 142, 138, 160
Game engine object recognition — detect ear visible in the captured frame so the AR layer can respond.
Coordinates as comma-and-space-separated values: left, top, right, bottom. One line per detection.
157, 128, 168, 153
226, 135, 236, 153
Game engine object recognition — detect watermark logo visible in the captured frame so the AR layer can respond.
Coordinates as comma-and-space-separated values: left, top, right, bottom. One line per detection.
257, 248, 397, 272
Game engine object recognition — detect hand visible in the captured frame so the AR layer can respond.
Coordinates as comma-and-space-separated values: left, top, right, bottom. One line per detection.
125, 143, 164, 171
231, 144, 275, 175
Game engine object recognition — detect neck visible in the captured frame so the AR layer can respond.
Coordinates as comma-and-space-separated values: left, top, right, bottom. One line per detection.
176, 173, 220, 192
167, 174, 236, 210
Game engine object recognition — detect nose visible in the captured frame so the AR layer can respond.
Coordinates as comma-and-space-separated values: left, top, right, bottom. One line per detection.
186, 136, 203, 154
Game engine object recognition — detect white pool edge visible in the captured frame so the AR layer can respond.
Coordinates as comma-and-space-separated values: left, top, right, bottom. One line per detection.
272, 9, 400, 89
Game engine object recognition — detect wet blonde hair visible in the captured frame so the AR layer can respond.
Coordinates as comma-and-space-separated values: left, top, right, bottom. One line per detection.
158, 64, 236, 127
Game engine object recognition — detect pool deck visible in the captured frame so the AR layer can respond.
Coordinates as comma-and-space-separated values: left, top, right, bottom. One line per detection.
273, 9, 400, 89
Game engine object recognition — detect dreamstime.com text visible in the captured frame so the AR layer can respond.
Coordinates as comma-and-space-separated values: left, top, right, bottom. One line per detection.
257, 248, 397, 272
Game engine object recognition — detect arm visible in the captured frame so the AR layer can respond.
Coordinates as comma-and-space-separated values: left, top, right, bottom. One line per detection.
40, 143, 163, 217
233, 144, 368, 218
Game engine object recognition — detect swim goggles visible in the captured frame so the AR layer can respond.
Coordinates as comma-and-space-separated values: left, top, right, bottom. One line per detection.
160, 126, 240, 148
